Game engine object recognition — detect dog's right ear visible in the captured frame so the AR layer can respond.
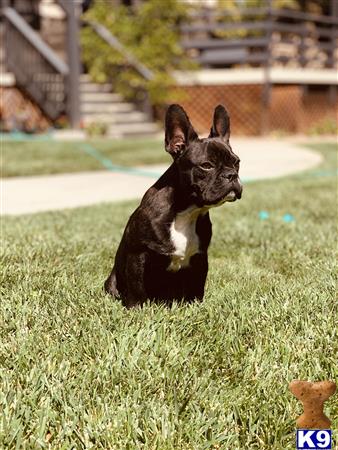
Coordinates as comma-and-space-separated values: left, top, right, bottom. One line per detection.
165, 104, 198, 158
209, 105, 230, 142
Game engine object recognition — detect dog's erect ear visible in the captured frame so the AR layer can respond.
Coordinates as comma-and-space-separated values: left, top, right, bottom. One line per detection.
209, 105, 230, 142
165, 104, 198, 158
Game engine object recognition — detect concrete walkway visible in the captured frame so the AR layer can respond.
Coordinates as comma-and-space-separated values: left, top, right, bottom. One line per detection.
1, 138, 322, 216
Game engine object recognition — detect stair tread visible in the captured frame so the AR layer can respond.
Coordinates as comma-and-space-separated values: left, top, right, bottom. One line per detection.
83, 111, 149, 124
1, 70, 158, 137
107, 122, 159, 131
82, 113, 145, 122
80, 74, 94, 82
79, 83, 112, 93
80, 92, 123, 103
0, 72, 15, 86
107, 127, 159, 137
81, 102, 134, 113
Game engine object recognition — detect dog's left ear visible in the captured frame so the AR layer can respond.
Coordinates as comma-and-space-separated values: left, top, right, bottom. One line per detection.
209, 105, 230, 142
165, 104, 198, 158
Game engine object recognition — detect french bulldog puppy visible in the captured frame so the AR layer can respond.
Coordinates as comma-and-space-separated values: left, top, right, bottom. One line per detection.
105, 104, 242, 307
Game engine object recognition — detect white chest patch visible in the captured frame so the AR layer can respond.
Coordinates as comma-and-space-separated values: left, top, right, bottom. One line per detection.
168, 207, 204, 272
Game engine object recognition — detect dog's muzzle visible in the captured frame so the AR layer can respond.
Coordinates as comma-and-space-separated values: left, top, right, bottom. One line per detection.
234, 179, 243, 199
224, 190, 237, 202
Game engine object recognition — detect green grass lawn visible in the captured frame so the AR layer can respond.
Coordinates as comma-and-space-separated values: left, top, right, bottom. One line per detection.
1, 144, 337, 449
1, 137, 169, 177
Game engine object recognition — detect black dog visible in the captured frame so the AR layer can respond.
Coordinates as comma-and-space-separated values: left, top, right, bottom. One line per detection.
104, 104, 242, 308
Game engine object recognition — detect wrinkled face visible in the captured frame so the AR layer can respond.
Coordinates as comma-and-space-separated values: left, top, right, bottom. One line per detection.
164, 103, 243, 208
176, 138, 242, 207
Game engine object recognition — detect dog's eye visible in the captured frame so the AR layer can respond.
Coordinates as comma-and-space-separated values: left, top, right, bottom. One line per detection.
199, 162, 214, 170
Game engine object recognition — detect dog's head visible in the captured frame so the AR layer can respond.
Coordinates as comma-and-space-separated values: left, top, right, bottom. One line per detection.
165, 104, 242, 208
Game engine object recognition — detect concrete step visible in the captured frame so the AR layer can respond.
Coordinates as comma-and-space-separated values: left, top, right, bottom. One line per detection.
81, 102, 134, 114
80, 91, 123, 103
82, 114, 139, 124
82, 114, 138, 124
79, 82, 112, 93
83, 110, 149, 125
107, 122, 159, 137
0, 72, 15, 87
80, 74, 95, 83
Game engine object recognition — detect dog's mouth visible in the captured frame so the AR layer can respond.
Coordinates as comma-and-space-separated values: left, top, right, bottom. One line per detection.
223, 190, 237, 202
202, 190, 237, 208
214, 190, 237, 206
192, 182, 242, 208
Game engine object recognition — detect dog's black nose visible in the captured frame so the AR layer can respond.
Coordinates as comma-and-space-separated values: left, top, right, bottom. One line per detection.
236, 184, 243, 199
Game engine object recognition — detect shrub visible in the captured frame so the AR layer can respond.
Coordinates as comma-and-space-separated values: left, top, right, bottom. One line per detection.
308, 117, 337, 136
81, 0, 194, 107
85, 121, 108, 137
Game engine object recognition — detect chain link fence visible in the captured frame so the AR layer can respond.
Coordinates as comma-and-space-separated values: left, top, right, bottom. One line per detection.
171, 83, 337, 135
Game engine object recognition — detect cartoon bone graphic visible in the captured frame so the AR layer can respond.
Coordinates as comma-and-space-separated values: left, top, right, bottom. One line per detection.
289, 380, 336, 429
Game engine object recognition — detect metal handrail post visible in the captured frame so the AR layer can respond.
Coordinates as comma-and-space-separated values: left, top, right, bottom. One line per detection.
65, 1, 81, 128
261, 0, 272, 135
329, 0, 337, 106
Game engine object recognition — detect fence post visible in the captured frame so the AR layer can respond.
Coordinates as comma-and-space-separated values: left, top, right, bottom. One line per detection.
329, 0, 337, 106
299, 24, 307, 67
261, 0, 272, 135
63, 1, 81, 129
142, 89, 153, 121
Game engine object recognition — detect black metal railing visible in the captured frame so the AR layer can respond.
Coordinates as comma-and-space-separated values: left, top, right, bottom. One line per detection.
2, 1, 81, 128
3, 7, 69, 121
181, 7, 338, 69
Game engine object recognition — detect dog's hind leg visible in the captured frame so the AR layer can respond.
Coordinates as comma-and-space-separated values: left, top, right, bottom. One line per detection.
104, 267, 120, 298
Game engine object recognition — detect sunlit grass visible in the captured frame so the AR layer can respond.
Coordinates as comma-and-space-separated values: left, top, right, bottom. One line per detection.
1, 137, 168, 177
0, 144, 336, 449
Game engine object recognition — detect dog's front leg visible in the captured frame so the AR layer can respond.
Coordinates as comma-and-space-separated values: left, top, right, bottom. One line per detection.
123, 252, 148, 308
184, 253, 208, 302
